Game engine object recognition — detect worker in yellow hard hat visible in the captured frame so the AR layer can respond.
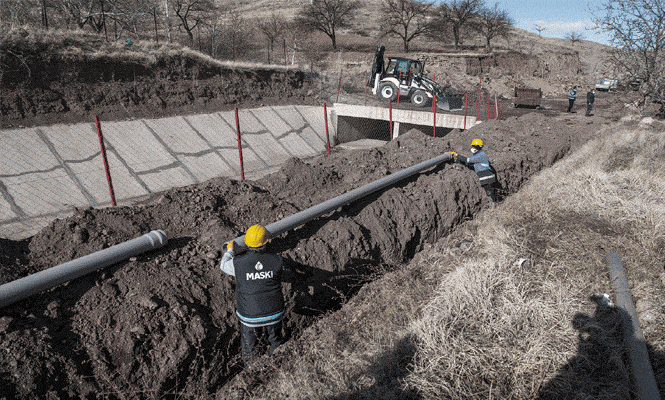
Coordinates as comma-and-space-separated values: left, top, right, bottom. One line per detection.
220, 224, 285, 365
449, 138, 498, 205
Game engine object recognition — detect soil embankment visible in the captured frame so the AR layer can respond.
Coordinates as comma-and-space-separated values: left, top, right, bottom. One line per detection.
0, 30, 621, 397
0, 110, 610, 397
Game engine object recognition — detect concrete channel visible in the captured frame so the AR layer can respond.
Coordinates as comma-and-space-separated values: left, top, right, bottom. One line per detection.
0, 104, 472, 240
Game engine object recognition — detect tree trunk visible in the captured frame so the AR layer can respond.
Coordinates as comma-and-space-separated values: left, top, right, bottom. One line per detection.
453, 27, 461, 49
41, 0, 48, 28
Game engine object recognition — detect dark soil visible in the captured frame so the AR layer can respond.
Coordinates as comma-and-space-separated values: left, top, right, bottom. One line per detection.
0, 48, 620, 399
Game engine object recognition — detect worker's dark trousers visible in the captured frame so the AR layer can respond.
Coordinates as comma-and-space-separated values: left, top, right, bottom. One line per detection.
586, 103, 593, 116
567, 99, 575, 112
483, 185, 496, 204
240, 321, 284, 364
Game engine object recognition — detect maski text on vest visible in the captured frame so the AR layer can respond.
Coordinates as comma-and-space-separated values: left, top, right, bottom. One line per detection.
246, 271, 274, 280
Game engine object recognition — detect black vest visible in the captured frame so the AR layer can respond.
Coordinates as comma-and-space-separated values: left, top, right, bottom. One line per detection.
233, 250, 284, 319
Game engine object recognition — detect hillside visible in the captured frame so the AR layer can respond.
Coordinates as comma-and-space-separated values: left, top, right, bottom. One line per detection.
1, 6, 617, 130
1, 16, 664, 400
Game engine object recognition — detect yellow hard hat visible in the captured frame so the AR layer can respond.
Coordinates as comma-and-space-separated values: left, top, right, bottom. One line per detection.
244, 224, 270, 248
471, 139, 483, 147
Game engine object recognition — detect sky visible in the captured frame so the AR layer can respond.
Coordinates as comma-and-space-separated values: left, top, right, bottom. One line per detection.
495, 0, 612, 45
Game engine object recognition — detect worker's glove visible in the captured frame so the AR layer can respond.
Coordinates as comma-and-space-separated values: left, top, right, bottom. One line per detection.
448, 151, 457, 158
226, 241, 234, 253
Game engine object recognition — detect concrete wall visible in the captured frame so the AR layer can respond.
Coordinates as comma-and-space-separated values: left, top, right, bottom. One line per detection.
0, 105, 332, 240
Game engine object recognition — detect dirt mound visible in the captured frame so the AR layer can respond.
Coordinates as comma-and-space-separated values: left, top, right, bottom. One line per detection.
0, 111, 609, 398
0, 39, 317, 129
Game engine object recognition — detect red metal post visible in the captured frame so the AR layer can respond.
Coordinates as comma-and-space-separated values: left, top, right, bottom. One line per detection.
336, 68, 343, 103
234, 108, 245, 180
94, 116, 117, 207
495, 91, 499, 119
389, 99, 393, 141
432, 73, 436, 137
324, 103, 331, 155
464, 93, 468, 130
477, 77, 482, 118
397, 72, 402, 109
284, 38, 288, 66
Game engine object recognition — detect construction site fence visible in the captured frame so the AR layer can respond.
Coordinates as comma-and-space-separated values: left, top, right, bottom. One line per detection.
2, 67, 495, 239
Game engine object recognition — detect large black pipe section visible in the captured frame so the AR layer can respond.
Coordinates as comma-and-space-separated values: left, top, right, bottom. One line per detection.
606, 252, 660, 400
0, 230, 168, 309
231, 152, 453, 245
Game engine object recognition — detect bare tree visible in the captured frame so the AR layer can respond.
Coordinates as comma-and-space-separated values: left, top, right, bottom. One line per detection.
171, 0, 215, 44
437, 0, 484, 49
258, 12, 287, 63
471, 2, 512, 51
104, 0, 154, 39
592, 0, 665, 107
381, 0, 432, 52
295, 0, 361, 49
53, 0, 99, 29
0, 0, 35, 27
533, 23, 547, 36
564, 30, 585, 45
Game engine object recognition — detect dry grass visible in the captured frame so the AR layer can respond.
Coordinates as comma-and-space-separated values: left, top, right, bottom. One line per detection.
406, 122, 665, 398
241, 119, 665, 399
0, 26, 299, 71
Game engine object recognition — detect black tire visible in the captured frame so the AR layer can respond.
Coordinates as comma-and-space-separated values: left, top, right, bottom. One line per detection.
411, 90, 428, 107
379, 82, 398, 101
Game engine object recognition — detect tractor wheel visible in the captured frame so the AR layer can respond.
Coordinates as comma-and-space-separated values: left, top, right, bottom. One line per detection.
379, 82, 398, 101
411, 90, 428, 107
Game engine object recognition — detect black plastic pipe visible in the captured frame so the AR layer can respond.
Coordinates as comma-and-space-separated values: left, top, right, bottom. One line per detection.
231, 152, 453, 246
606, 252, 660, 400
0, 230, 168, 308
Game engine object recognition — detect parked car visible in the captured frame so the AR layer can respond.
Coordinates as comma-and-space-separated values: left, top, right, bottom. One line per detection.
628, 79, 643, 91
595, 78, 618, 91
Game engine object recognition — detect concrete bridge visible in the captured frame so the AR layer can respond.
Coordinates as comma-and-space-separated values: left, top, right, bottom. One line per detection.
331, 103, 477, 142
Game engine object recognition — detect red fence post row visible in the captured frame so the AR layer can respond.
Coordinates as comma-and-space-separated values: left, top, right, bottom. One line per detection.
93, 105, 337, 210
94, 116, 117, 207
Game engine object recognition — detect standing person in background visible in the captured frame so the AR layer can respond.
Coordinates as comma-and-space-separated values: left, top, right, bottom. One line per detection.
220, 224, 286, 366
586, 89, 595, 116
567, 86, 578, 112
449, 139, 497, 206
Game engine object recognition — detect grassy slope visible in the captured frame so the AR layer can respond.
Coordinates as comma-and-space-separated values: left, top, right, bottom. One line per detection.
238, 119, 665, 399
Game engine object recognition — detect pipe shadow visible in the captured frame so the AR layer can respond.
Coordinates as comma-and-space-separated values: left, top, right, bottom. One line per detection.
328, 334, 421, 400
537, 296, 664, 399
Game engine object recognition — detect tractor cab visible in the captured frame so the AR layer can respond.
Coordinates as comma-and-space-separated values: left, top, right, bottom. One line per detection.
384, 57, 424, 87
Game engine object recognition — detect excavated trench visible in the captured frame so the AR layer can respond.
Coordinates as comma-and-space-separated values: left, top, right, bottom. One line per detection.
0, 113, 607, 398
